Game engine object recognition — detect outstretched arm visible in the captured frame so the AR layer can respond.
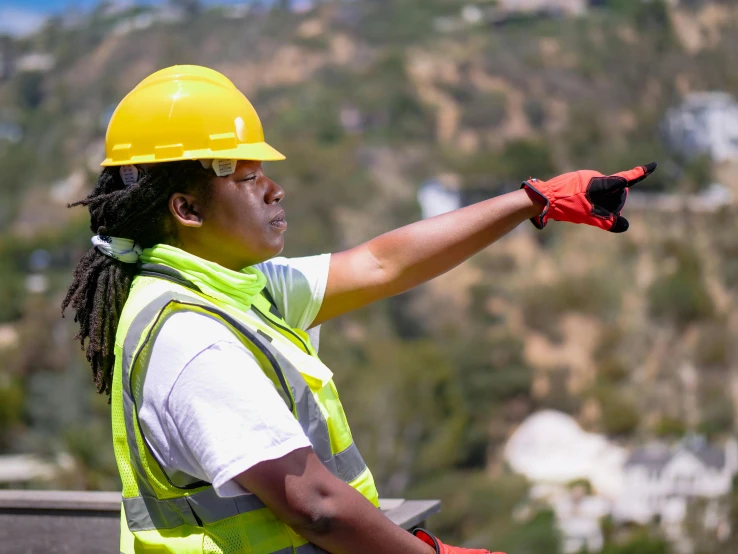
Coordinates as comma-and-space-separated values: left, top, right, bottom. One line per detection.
312, 188, 543, 326
312, 163, 656, 326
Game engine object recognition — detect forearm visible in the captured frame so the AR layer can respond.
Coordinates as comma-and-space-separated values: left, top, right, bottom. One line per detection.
290, 484, 434, 554
238, 448, 433, 554
366, 188, 542, 296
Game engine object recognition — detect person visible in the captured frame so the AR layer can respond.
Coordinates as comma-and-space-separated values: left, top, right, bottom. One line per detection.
62, 65, 656, 554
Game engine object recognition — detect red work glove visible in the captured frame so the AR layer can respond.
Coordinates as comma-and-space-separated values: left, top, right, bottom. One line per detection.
521, 162, 657, 233
412, 528, 505, 554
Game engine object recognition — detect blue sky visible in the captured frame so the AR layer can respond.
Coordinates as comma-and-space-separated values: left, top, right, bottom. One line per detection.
0, 5, 50, 36
3, 0, 102, 11
0, 0, 261, 36
1, 0, 122, 37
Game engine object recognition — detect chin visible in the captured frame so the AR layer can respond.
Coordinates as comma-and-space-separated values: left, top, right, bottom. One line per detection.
270, 238, 285, 257
247, 242, 284, 267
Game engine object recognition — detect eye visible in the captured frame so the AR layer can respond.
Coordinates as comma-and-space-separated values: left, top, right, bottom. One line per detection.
241, 174, 257, 182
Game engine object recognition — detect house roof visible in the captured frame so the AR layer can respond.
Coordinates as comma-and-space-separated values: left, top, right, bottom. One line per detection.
683, 437, 725, 469
625, 444, 671, 470
625, 437, 727, 471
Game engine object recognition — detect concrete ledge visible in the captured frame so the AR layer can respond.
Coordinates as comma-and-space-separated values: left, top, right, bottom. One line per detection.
0, 490, 441, 553
381, 498, 441, 530
0, 489, 122, 512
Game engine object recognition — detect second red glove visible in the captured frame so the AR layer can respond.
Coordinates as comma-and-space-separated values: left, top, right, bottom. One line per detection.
522, 162, 657, 233
412, 528, 505, 554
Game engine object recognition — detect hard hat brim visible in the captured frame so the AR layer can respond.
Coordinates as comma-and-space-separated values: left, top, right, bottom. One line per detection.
101, 141, 285, 167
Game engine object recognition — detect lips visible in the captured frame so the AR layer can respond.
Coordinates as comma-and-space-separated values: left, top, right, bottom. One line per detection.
269, 210, 287, 231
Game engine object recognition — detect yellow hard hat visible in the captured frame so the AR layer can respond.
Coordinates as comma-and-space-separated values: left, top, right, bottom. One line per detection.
101, 65, 284, 166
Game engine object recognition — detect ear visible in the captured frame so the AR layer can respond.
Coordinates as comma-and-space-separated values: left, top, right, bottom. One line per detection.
169, 192, 203, 228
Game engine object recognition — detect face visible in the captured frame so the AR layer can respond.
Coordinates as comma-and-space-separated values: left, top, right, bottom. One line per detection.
170, 160, 287, 270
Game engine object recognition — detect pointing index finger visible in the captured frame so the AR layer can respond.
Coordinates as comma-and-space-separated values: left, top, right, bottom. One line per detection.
612, 162, 658, 187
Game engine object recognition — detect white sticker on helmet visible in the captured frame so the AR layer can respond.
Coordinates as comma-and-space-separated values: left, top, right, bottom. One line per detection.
213, 159, 237, 177
120, 165, 139, 186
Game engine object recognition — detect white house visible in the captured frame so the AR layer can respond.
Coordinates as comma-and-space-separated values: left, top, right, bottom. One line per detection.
506, 411, 626, 553
628, 183, 734, 214
417, 176, 463, 220
0, 122, 22, 143
496, 0, 587, 17
551, 490, 610, 554
614, 436, 738, 526
504, 410, 627, 499
15, 52, 54, 72
663, 92, 738, 162
0, 454, 61, 484
506, 412, 738, 553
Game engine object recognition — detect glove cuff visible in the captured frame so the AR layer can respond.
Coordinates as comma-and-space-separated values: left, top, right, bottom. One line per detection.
412, 528, 441, 553
521, 180, 550, 230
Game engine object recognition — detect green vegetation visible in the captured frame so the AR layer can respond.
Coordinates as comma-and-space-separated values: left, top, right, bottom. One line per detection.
1, 1, 737, 552
522, 273, 621, 341
602, 530, 669, 554
648, 242, 714, 326
593, 386, 640, 436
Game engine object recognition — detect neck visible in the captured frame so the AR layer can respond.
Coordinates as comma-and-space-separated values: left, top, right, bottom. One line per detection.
174, 239, 251, 272
138, 244, 267, 312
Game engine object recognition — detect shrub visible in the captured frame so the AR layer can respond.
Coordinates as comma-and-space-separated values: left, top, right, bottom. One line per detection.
593, 386, 640, 436
524, 98, 546, 130
694, 322, 730, 369
653, 416, 687, 438
0, 376, 23, 448
458, 90, 508, 131
408, 471, 530, 546
14, 72, 45, 110
648, 269, 714, 326
682, 154, 713, 193
522, 273, 620, 341
498, 509, 561, 554
648, 242, 714, 326
602, 528, 669, 554
698, 384, 734, 437
501, 139, 557, 182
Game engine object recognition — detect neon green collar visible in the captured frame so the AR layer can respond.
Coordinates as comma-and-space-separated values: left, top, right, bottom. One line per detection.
139, 244, 267, 312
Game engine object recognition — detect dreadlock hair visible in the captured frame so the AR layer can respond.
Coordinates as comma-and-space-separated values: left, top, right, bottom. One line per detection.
62, 160, 212, 397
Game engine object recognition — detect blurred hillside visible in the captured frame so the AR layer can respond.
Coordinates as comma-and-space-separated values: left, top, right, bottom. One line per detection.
1, 0, 738, 552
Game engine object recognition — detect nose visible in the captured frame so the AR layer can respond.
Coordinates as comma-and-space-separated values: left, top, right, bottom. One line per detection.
264, 177, 284, 204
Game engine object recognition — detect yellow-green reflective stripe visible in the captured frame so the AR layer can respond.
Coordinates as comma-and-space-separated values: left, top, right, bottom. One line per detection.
124, 490, 267, 531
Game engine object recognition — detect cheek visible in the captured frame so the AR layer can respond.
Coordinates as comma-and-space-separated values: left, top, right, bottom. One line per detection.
210, 190, 254, 225
212, 195, 265, 239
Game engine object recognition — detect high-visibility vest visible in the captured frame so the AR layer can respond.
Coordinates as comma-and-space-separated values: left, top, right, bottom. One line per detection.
112, 266, 379, 553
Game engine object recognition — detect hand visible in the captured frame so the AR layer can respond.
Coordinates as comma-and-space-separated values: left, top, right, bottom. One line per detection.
412, 528, 505, 554
521, 162, 657, 233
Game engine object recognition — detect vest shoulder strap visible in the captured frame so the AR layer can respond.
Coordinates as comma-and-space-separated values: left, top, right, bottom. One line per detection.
138, 263, 317, 356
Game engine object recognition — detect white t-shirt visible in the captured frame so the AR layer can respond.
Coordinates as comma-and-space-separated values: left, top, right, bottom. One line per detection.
137, 254, 331, 498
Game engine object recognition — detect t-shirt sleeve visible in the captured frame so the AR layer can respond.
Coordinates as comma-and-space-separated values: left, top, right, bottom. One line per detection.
256, 254, 331, 331
164, 340, 312, 497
